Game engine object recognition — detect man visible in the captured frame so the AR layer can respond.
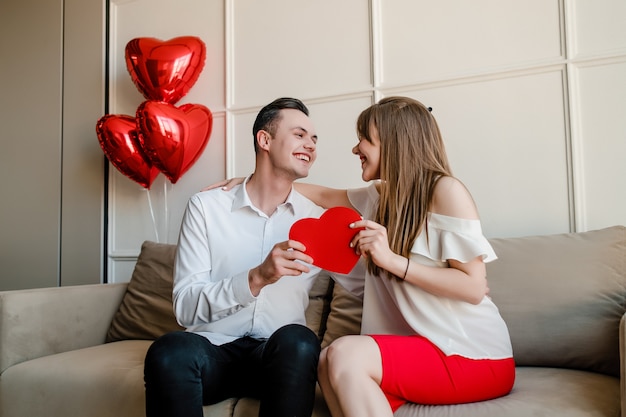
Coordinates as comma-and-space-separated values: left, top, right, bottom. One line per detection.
144, 98, 325, 417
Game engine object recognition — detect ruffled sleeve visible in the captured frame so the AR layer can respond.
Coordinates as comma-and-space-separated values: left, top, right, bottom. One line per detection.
347, 182, 379, 218
412, 213, 497, 263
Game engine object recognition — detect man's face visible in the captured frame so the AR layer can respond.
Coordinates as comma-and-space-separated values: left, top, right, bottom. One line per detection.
264, 109, 318, 180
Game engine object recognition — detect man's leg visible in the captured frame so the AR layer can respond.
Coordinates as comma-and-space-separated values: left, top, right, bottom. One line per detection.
144, 331, 243, 417
256, 324, 321, 417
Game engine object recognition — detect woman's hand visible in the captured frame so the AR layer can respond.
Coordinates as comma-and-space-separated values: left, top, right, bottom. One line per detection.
202, 177, 245, 191
349, 219, 395, 268
350, 220, 489, 304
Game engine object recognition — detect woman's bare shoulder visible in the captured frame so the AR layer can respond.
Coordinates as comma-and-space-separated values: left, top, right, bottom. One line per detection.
430, 176, 479, 219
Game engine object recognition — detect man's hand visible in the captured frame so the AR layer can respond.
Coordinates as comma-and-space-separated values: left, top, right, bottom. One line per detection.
248, 240, 313, 296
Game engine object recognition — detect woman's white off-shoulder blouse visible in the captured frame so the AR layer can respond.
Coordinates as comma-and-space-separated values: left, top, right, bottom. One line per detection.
348, 183, 513, 360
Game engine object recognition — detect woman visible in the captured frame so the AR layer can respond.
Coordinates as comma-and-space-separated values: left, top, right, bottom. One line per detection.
213, 96, 514, 416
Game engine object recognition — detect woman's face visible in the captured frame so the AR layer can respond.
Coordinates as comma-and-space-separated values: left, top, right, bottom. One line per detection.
352, 124, 381, 181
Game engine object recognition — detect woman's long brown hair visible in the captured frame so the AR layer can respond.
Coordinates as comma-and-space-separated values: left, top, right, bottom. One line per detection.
357, 97, 452, 278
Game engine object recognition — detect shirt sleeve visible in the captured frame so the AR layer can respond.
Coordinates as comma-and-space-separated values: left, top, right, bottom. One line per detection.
347, 183, 379, 218
172, 194, 256, 328
328, 257, 366, 299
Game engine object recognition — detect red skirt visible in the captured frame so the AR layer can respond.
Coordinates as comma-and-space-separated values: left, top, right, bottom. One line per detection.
370, 334, 515, 411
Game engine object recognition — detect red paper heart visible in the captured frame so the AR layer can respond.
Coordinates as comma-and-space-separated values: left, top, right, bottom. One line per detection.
95, 114, 160, 189
136, 100, 213, 183
125, 36, 206, 104
289, 207, 363, 274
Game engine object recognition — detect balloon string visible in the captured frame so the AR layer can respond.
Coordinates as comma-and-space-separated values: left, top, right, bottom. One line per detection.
146, 188, 160, 243
163, 179, 169, 242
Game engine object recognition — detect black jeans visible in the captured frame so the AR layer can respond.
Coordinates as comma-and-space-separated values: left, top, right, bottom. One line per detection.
144, 324, 321, 417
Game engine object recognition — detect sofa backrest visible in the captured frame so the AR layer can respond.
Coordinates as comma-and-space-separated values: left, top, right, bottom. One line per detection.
0, 282, 128, 373
487, 225, 626, 376
108, 227, 626, 378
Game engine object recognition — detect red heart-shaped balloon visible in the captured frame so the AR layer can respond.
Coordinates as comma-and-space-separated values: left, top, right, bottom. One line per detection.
125, 36, 206, 104
289, 206, 364, 274
136, 100, 213, 183
96, 114, 160, 189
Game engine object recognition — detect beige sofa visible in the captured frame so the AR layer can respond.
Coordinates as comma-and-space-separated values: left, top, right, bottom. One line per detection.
1, 226, 624, 417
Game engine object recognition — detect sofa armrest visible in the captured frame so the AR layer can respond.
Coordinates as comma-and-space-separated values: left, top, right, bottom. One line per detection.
0, 283, 128, 373
619, 314, 626, 417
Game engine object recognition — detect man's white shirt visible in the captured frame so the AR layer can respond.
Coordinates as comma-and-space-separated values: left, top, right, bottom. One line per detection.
173, 177, 363, 345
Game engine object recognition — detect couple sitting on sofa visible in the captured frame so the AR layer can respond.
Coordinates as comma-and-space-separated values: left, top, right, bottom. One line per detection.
144, 96, 515, 417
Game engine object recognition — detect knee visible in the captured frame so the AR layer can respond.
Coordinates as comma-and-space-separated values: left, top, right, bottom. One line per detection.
324, 336, 351, 360
317, 347, 329, 379
325, 336, 382, 386
322, 337, 354, 378
145, 331, 198, 375
267, 324, 321, 362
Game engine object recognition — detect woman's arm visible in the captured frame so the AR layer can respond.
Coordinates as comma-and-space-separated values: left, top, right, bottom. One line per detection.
294, 182, 353, 210
350, 219, 488, 304
406, 256, 487, 305
202, 177, 354, 210
202, 178, 244, 191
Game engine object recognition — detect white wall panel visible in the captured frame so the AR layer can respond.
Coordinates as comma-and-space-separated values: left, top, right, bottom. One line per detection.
572, 60, 626, 231
228, 0, 372, 107
396, 70, 571, 238
569, 0, 626, 57
377, 0, 563, 87
230, 108, 258, 178
109, 257, 137, 284
303, 97, 375, 190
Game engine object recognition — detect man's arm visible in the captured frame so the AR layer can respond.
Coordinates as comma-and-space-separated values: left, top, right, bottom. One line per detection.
173, 194, 316, 327
294, 182, 353, 210
173, 194, 256, 328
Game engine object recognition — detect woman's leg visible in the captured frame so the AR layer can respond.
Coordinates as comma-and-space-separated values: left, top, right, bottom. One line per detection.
317, 347, 344, 417
321, 335, 393, 417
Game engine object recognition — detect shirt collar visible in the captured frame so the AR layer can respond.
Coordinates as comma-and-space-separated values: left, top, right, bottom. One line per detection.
232, 175, 296, 216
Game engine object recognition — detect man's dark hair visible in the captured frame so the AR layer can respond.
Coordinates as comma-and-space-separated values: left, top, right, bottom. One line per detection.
252, 97, 309, 153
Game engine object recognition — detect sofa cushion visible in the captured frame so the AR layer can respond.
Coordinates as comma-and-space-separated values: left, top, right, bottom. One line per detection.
486, 226, 626, 377
321, 282, 363, 348
106, 241, 184, 342
305, 271, 334, 340
0, 340, 152, 417
394, 367, 619, 417
230, 385, 331, 417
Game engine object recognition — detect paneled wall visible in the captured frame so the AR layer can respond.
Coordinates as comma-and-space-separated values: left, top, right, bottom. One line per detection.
107, 0, 626, 283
